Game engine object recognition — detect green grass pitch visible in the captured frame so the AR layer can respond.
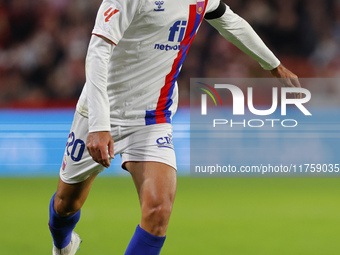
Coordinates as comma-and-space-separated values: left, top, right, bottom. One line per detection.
1, 177, 340, 254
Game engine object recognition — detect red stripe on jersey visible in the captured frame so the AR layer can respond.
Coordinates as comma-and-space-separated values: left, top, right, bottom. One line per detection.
92, 33, 117, 45
154, 2, 207, 124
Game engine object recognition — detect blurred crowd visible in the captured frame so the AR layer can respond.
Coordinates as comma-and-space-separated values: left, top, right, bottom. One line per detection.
0, 0, 339, 107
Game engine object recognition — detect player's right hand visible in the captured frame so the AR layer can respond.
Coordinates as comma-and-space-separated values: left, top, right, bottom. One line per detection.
86, 131, 114, 168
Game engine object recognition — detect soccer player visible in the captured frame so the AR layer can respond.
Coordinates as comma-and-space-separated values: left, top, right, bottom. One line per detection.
48, 0, 301, 254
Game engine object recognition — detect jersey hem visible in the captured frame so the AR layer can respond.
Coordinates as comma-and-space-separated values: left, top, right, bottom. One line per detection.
75, 108, 173, 127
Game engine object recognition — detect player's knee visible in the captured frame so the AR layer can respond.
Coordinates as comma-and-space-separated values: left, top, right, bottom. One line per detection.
142, 201, 173, 235
54, 195, 82, 217
145, 204, 172, 221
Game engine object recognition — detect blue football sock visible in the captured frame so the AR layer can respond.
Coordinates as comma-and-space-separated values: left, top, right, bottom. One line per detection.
48, 193, 80, 249
125, 225, 166, 255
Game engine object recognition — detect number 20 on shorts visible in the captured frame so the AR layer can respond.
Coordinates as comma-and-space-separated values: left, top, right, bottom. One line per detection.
66, 132, 85, 162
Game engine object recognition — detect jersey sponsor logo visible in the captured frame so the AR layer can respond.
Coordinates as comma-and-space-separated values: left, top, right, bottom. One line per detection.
168, 20, 187, 42
156, 134, 174, 149
104, 7, 119, 22
154, 1, 165, 11
153, 20, 187, 51
154, 43, 182, 51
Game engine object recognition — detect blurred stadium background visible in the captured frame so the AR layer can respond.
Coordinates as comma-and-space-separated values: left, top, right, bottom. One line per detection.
1, 0, 340, 108
1, 0, 340, 254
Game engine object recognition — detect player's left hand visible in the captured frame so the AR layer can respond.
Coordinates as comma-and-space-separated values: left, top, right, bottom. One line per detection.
270, 64, 302, 98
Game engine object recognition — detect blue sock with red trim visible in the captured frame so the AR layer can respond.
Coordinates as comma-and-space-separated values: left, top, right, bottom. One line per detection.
125, 225, 166, 255
48, 193, 80, 249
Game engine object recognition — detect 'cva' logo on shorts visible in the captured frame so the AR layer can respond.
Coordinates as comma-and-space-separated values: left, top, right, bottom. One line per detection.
156, 134, 174, 149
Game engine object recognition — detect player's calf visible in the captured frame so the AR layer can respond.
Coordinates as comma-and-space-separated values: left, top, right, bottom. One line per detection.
54, 194, 83, 217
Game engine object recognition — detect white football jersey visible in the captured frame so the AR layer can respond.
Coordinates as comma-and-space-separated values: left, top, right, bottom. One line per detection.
77, 0, 220, 126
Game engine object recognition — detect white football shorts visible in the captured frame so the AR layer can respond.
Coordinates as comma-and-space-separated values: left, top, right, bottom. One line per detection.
59, 112, 177, 184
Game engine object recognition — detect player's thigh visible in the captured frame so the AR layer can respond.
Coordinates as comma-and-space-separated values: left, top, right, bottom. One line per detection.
126, 162, 177, 208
